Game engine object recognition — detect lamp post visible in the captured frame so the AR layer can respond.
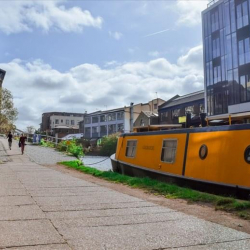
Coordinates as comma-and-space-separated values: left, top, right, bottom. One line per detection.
0, 69, 6, 88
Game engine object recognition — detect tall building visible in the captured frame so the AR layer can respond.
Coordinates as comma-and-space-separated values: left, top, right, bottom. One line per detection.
40, 112, 84, 137
202, 0, 250, 119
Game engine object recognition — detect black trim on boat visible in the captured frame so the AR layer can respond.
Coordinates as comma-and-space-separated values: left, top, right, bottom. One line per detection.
182, 133, 189, 176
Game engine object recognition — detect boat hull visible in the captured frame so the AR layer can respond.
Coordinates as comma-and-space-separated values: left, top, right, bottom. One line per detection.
111, 156, 250, 199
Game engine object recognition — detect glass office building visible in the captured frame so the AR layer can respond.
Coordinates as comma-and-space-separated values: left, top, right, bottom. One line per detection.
202, 0, 250, 116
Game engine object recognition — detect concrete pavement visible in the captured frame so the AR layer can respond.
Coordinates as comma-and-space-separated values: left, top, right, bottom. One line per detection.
0, 138, 250, 250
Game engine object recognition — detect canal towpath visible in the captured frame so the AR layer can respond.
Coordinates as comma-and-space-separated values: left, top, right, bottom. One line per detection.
0, 138, 250, 249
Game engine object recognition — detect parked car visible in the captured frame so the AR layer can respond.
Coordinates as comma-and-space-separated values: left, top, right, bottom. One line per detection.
61, 133, 83, 140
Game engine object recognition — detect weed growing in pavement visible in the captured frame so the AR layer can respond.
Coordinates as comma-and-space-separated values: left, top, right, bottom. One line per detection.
59, 160, 250, 220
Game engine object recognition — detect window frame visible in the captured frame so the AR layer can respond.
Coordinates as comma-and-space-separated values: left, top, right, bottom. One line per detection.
125, 140, 137, 158
161, 139, 178, 164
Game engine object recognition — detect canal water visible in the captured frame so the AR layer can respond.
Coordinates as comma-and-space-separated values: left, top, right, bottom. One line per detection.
80, 156, 112, 171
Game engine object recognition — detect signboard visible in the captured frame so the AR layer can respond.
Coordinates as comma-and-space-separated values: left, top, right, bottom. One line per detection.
178, 116, 186, 123
0, 69, 6, 87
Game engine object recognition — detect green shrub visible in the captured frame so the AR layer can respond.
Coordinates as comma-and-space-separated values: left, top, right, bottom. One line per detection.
57, 139, 84, 158
100, 133, 119, 156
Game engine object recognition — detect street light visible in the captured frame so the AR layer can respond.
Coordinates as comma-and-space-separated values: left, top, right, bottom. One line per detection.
0, 69, 6, 87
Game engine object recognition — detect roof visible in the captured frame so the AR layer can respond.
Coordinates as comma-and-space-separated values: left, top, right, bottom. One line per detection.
84, 107, 124, 117
142, 111, 158, 118
160, 90, 204, 109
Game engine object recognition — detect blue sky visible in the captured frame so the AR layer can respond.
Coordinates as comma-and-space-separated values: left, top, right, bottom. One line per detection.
0, 0, 209, 130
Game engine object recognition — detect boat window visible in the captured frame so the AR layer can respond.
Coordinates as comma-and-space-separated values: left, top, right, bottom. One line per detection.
199, 144, 208, 160
161, 139, 177, 163
126, 140, 137, 158
244, 146, 250, 164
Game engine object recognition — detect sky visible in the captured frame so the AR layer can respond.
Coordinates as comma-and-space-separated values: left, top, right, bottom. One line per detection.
0, 0, 209, 130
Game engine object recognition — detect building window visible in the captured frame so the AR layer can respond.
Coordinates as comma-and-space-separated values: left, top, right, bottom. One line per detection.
100, 115, 107, 122
61, 119, 63, 123
85, 127, 91, 136
92, 126, 98, 136
154, 104, 157, 109
92, 116, 99, 123
239, 38, 250, 66
71, 120, 75, 125
212, 37, 220, 58
85, 117, 91, 124
140, 119, 145, 126
161, 139, 177, 164
108, 124, 116, 134
185, 106, 194, 115
211, 11, 219, 32
161, 112, 168, 122
117, 112, 124, 120
213, 66, 221, 84
100, 125, 107, 136
172, 109, 180, 119
236, 1, 249, 29
125, 140, 137, 158
55, 119, 59, 124
108, 113, 116, 121
117, 123, 124, 132
66, 120, 69, 125
240, 74, 250, 102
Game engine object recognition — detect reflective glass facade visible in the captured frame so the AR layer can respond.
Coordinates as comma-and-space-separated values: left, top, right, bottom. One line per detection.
202, 0, 250, 116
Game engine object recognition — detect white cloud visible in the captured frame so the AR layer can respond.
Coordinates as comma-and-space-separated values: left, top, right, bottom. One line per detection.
176, 0, 209, 26
0, 45, 204, 130
0, 0, 103, 34
148, 51, 160, 57
109, 31, 123, 40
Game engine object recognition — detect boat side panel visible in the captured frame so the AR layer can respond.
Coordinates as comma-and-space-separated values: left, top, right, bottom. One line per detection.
115, 137, 124, 160
185, 130, 250, 188
117, 134, 187, 176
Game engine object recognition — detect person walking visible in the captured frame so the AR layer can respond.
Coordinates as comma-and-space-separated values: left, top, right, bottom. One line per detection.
7, 131, 13, 150
19, 134, 27, 155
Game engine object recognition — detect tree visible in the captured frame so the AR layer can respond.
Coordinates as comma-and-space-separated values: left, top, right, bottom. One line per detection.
0, 88, 18, 133
27, 126, 35, 134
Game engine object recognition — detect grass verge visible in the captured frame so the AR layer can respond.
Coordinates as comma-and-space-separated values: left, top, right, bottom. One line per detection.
59, 160, 250, 220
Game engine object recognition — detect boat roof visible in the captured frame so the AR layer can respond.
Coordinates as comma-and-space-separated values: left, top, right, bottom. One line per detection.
133, 124, 182, 132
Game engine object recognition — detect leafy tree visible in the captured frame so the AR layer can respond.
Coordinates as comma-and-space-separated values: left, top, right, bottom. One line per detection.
27, 126, 35, 134
0, 88, 18, 133
100, 133, 119, 156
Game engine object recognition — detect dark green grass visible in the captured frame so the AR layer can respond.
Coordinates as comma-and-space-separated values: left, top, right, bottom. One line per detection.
59, 160, 250, 219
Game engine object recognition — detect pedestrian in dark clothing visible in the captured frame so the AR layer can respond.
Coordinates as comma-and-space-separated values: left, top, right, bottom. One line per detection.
7, 132, 13, 150
19, 134, 27, 155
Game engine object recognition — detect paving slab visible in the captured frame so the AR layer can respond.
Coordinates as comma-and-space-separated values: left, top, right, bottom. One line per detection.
46, 205, 175, 219
52, 211, 186, 229
0, 220, 65, 248
0, 196, 35, 206
0, 205, 45, 221
28, 186, 113, 197
64, 219, 250, 250
33, 194, 142, 207
178, 239, 250, 250
7, 244, 72, 250
40, 201, 156, 212
0, 188, 27, 196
